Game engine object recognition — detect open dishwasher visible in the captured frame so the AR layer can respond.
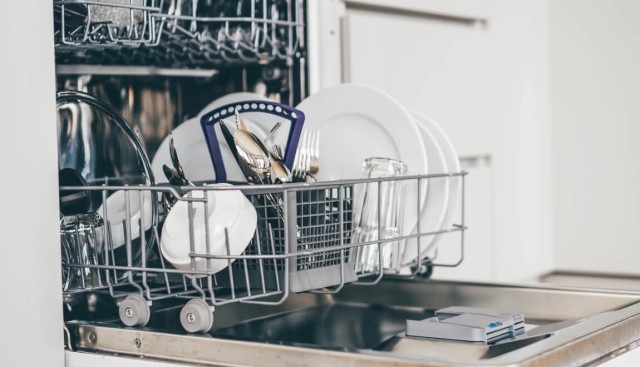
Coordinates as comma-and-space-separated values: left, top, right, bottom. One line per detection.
53, 1, 640, 366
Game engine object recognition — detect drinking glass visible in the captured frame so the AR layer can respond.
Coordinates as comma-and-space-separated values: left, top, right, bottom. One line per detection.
352, 157, 407, 274
60, 212, 106, 292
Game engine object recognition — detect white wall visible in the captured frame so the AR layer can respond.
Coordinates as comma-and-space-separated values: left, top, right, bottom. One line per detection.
550, 0, 640, 274
0, 3, 64, 367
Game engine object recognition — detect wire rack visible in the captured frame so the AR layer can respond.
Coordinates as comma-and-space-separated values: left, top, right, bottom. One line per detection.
53, 0, 305, 67
60, 172, 466, 333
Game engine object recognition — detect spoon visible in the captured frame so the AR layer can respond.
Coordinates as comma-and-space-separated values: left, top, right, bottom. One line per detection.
219, 119, 272, 184
232, 112, 283, 148
219, 119, 284, 217
270, 144, 291, 184
234, 128, 272, 180
161, 164, 189, 210
219, 119, 263, 182
162, 164, 190, 187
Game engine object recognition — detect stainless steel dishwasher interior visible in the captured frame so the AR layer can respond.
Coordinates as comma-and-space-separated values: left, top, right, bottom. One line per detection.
66, 277, 640, 366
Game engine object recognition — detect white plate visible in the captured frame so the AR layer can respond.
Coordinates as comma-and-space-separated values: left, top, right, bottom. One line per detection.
160, 185, 257, 276
401, 114, 450, 265
97, 190, 154, 250
411, 111, 462, 258
151, 92, 273, 183
296, 84, 428, 237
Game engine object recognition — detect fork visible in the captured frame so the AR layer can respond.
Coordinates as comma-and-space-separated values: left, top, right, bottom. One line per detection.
292, 129, 320, 182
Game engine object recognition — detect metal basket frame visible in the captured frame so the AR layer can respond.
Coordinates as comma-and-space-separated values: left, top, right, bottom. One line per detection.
54, 0, 305, 66
60, 172, 466, 330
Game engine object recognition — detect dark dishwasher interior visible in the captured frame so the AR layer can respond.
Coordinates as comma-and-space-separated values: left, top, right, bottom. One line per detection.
211, 303, 433, 350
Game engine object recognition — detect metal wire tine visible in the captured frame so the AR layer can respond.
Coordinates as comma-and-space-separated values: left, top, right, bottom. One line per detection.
255, 230, 267, 294
208, 273, 217, 305
264, 121, 282, 147
267, 222, 281, 291
190, 0, 198, 33
172, 0, 182, 33
152, 224, 172, 294
101, 188, 115, 290
109, 222, 118, 284
224, 227, 236, 299
203, 189, 212, 274
139, 189, 151, 299
310, 129, 320, 175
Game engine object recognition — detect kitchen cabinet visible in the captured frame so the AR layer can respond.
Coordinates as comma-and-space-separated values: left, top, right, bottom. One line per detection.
334, 0, 554, 282
550, 0, 640, 276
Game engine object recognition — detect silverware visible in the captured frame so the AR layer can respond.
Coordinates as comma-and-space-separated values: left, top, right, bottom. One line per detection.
219, 119, 284, 216
162, 164, 190, 187
234, 111, 284, 149
164, 135, 194, 210
270, 144, 291, 184
220, 119, 272, 183
263, 121, 282, 147
292, 129, 320, 182
309, 129, 320, 176
161, 164, 189, 209
168, 133, 187, 181
235, 109, 250, 131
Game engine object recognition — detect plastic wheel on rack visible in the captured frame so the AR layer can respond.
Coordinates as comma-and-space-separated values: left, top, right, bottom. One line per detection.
119, 294, 151, 327
410, 258, 434, 279
180, 299, 214, 333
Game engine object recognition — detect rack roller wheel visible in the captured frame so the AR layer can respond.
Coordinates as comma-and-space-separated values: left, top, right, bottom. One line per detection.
410, 259, 434, 279
119, 294, 151, 327
180, 299, 214, 333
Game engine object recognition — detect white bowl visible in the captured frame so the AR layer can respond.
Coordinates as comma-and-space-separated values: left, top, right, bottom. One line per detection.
160, 185, 257, 276
97, 190, 153, 249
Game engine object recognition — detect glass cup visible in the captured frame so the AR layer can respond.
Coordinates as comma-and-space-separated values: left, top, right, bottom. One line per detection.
352, 157, 407, 274
60, 212, 106, 292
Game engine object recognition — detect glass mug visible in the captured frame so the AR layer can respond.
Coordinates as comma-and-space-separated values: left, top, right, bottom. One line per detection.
352, 157, 407, 274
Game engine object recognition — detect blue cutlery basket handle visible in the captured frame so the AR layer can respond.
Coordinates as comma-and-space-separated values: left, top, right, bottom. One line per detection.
200, 100, 305, 183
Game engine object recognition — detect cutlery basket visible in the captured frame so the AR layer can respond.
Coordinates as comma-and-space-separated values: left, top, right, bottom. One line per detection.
217, 184, 356, 293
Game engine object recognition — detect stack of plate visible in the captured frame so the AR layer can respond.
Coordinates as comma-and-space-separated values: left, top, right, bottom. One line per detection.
296, 84, 461, 265
151, 84, 462, 266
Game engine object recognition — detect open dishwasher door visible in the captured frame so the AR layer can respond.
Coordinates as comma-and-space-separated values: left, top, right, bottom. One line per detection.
65, 277, 640, 366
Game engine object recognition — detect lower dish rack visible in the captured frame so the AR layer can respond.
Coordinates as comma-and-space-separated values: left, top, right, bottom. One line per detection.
60, 172, 466, 333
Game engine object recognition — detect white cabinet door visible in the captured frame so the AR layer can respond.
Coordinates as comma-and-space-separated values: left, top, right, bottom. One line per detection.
340, 1, 553, 282
550, 0, 640, 275
344, 3, 495, 158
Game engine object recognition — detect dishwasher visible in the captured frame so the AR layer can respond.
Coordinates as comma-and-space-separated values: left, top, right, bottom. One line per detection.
40, 0, 640, 366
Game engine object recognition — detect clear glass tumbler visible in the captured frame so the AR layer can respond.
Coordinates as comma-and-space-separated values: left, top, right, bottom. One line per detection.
352, 157, 407, 274
60, 212, 106, 292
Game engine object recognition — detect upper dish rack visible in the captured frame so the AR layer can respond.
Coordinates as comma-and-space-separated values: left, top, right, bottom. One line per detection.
53, 0, 305, 67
